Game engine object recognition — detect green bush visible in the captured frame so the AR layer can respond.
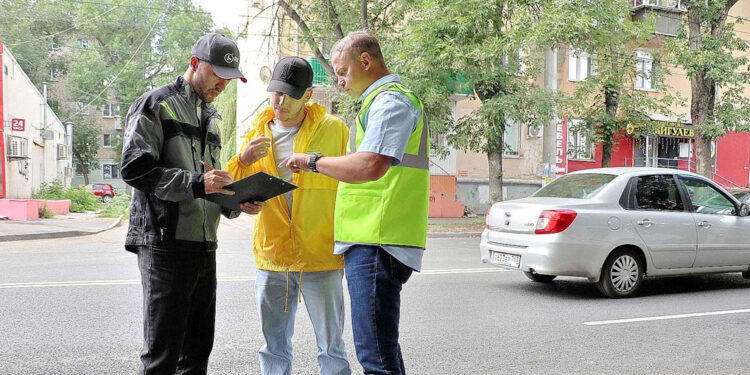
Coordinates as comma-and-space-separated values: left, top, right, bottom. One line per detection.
66, 186, 101, 213
99, 193, 131, 218
34, 180, 66, 200
33, 180, 100, 213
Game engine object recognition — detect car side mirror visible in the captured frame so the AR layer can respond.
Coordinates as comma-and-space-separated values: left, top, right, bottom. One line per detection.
740, 203, 750, 217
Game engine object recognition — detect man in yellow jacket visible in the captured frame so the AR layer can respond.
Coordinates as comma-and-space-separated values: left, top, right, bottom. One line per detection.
226, 57, 351, 375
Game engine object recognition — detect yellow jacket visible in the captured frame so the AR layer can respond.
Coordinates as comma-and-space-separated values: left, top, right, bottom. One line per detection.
226, 102, 348, 272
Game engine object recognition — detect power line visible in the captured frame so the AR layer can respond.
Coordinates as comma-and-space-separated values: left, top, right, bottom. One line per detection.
62, 8, 162, 123
58, 0, 211, 15
7, 4, 117, 47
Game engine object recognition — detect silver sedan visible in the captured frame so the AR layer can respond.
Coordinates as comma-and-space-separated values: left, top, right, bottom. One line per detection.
479, 167, 750, 297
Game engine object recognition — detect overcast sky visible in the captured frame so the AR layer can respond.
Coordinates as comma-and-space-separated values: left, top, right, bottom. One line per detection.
192, 0, 247, 36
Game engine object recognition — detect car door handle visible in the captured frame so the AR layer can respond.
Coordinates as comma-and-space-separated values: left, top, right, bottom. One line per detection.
697, 221, 712, 228
636, 219, 653, 227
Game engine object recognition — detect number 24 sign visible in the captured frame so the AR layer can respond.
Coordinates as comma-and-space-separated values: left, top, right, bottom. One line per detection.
11, 118, 25, 131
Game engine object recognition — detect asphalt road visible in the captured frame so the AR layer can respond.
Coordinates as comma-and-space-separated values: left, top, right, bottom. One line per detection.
1, 219, 749, 374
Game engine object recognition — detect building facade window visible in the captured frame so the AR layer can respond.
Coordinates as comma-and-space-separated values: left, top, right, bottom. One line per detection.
568, 47, 595, 82
102, 102, 120, 117
50, 68, 59, 81
102, 163, 119, 179
503, 118, 521, 157
78, 38, 89, 49
75, 102, 89, 115
568, 119, 594, 160
103, 134, 112, 148
636, 50, 659, 91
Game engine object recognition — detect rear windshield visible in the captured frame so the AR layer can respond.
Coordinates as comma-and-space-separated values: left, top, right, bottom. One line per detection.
533, 173, 616, 199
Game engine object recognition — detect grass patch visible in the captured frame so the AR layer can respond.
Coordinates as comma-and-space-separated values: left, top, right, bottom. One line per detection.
99, 193, 131, 219
427, 217, 485, 233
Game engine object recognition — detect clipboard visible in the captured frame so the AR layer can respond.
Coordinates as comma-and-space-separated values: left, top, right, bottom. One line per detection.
204, 171, 298, 211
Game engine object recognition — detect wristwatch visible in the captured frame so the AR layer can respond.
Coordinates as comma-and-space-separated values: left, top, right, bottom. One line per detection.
309, 153, 323, 173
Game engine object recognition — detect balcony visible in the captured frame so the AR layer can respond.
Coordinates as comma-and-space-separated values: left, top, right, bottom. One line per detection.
632, 0, 687, 37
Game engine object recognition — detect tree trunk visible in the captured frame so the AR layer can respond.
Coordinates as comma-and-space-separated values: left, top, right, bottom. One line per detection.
277, 0, 336, 80
488, 151, 503, 203
361, 0, 368, 30
687, 6, 715, 179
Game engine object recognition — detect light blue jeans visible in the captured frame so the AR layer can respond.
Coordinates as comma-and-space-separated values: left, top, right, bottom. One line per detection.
255, 269, 351, 375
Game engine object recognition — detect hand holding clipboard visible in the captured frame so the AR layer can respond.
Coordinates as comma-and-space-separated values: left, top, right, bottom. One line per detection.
204, 171, 297, 212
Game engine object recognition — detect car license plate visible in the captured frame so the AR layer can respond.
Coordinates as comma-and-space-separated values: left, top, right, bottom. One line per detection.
490, 251, 520, 268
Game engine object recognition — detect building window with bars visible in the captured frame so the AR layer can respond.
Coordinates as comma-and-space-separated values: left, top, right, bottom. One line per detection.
75, 102, 89, 115
567, 119, 594, 160
102, 163, 119, 179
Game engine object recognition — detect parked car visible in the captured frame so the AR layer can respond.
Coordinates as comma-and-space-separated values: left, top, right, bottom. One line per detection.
480, 167, 750, 298
85, 183, 116, 203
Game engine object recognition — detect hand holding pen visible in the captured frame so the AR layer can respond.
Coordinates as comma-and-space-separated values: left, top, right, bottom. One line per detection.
201, 160, 235, 195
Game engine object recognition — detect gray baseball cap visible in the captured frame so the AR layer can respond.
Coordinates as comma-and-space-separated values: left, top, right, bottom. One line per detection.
191, 33, 247, 83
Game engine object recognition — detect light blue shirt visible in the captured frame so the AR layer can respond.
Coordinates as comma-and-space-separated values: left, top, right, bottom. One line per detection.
333, 74, 425, 272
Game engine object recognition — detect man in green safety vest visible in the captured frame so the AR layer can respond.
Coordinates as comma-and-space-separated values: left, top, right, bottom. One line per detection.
281, 30, 429, 375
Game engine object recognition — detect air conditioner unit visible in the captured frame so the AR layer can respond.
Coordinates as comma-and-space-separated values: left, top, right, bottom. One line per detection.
527, 125, 543, 138
57, 144, 70, 159
41, 130, 55, 140
7, 137, 29, 158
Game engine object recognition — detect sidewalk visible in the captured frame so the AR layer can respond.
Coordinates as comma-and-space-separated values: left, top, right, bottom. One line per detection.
0, 212, 122, 242
0, 213, 482, 242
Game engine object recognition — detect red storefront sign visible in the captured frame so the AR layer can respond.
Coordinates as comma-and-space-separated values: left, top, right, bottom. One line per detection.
555, 117, 568, 175
11, 118, 25, 131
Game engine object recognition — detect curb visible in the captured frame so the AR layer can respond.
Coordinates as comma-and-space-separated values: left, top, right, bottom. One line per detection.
427, 232, 482, 238
0, 215, 123, 242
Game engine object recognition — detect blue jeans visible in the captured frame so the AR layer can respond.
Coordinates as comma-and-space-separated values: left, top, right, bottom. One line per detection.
137, 246, 216, 375
345, 245, 413, 375
255, 269, 351, 375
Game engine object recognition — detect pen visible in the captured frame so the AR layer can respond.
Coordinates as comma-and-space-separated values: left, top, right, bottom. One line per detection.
200, 160, 214, 171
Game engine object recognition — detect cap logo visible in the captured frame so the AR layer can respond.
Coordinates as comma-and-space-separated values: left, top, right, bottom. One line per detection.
280, 64, 296, 81
224, 53, 239, 64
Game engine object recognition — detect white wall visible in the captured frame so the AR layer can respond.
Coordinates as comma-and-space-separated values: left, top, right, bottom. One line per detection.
235, 0, 280, 151
2, 45, 71, 199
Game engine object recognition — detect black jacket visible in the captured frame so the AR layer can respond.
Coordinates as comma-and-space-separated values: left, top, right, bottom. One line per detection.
121, 76, 231, 252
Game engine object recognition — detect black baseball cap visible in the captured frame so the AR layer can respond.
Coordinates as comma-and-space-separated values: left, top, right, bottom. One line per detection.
191, 33, 247, 83
266, 57, 313, 100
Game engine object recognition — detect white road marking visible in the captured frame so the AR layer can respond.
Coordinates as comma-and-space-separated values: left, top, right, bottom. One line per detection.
584, 308, 750, 326
0, 268, 509, 289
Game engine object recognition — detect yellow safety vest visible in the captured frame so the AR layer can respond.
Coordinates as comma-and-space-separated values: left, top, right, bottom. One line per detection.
334, 82, 430, 249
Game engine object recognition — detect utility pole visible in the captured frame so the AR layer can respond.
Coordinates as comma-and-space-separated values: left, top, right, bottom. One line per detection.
542, 48, 558, 185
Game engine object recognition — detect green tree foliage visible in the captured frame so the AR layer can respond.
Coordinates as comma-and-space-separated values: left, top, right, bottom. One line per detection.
531, 0, 680, 167
0, 0, 72, 87
65, 0, 213, 116
214, 79, 237, 166
669, 0, 750, 178
394, 0, 557, 201
71, 118, 100, 185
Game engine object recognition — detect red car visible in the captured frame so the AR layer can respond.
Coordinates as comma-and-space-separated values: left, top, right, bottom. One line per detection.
85, 183, 116, 203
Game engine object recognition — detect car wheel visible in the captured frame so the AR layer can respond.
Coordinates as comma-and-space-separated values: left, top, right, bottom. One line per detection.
596, 249, 644, 298
102, 194, 112, 203
523, 271, 557, 283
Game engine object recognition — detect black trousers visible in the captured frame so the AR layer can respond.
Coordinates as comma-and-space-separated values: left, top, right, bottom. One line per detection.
137, 246, 217, 375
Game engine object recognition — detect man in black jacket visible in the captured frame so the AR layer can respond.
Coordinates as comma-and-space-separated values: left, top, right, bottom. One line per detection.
121, 33, 260, 375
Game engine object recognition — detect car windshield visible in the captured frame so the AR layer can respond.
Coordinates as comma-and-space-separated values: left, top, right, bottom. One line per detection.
533, 173, 616, 199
